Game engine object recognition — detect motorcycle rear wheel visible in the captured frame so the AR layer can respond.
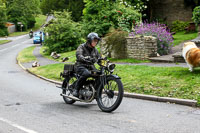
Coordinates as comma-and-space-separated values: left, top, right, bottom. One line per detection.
96, 76, 124, 112
62, 75, 77, 104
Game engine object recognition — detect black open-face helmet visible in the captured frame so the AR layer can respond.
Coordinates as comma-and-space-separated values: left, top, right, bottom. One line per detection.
87, 32, 101, 44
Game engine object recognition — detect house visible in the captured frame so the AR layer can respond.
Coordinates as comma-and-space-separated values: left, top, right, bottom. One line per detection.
146, 0, 195, 26
5, 22, 16, 34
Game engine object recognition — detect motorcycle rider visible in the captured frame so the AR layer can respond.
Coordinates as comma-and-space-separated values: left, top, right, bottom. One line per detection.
72, 32, 101, 97
29, 29, 33, 38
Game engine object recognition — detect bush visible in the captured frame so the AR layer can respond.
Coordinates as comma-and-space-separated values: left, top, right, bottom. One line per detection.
104, 29, 128, 59
130, 22, 174, 55
44, 11, 84, 54
171, 20, 189, 32
192, 6, 200, 25
0, 26, 8, 36
115, 6, 141, 32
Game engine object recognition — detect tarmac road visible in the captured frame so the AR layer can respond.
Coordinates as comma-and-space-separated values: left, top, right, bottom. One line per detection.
0, 35, 200, 133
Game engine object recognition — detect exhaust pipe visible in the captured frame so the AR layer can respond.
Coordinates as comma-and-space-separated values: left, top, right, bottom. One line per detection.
60, 93, 80, 101
56, 85, 63, 89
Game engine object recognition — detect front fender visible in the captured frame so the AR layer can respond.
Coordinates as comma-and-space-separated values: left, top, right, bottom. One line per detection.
107, 74, 121, 79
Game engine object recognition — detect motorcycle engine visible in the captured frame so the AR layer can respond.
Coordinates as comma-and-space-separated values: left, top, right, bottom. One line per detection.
79, 82, 95, 101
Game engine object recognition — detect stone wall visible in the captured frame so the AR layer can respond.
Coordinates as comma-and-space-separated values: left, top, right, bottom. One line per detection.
150, 0, 193, 25
101, 35, 157, 60
126, 36, 157, 60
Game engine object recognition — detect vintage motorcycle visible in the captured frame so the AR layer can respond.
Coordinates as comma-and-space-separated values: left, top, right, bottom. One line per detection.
29, 32, 33, 38
60, 58, 124, 112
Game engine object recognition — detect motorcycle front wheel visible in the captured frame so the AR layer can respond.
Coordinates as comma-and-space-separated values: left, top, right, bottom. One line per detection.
96, 76, 124, 112
62, 75, 77, 104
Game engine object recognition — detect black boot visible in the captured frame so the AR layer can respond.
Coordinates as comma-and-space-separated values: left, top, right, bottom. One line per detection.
72, 76, 86, 97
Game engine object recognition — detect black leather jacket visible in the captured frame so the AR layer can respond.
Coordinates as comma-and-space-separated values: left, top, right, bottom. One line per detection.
76, 43, 100, 67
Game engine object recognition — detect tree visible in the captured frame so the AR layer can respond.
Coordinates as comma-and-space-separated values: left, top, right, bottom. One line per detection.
40, 0, 84, 21
82, 0, 141, 36
65, 0, 84, 22
0, 0, 6, 26
6, 0, 40, 15
7, 0, 41, 31
0, 0, 8, 36
40, 0, 65, 15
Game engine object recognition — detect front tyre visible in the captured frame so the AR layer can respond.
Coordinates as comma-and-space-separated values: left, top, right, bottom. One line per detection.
96, 76, 124, 112
62, 76, 77, 104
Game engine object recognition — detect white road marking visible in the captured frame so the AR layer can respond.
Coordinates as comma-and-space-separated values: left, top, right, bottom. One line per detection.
0, 117, 38, 133
0, 39, 30, 52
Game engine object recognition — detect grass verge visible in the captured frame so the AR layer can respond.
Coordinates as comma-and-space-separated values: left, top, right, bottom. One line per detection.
0, 40, 11, 45
29, 63, 200, 103
30, 63, 64, 81
173, 31, 198, 46
17, 46, 36, 63
9, 31, 29, 37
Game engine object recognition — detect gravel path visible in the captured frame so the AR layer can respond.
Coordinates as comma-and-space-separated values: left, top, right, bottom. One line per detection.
33, 45, 60, 66
22, 45, 61, 69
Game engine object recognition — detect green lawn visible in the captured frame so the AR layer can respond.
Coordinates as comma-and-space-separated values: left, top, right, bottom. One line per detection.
172, 31, 198, 46
17, 46, 36, 63
0, 40, 11, 45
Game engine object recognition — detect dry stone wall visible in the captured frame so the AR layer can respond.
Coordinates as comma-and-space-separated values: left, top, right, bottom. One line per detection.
101, 35, 157, 60
126, 36, 157, 60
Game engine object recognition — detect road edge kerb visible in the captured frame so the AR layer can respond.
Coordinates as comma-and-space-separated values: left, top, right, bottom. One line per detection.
124, 92, 197, 107
17, 60, 62, 85
17, 59, 197, 107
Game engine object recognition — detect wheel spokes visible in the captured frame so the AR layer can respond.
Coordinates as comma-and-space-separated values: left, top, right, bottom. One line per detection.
101, 80, 119, 108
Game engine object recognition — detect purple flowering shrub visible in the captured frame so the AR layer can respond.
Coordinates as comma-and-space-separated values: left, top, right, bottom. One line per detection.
129, 22, 174, 55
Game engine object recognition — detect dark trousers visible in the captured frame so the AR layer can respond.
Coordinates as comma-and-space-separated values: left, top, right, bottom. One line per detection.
75, 65, 95, 91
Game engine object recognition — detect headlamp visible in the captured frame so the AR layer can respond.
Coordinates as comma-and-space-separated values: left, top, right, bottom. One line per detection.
108, 63, 115, 72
